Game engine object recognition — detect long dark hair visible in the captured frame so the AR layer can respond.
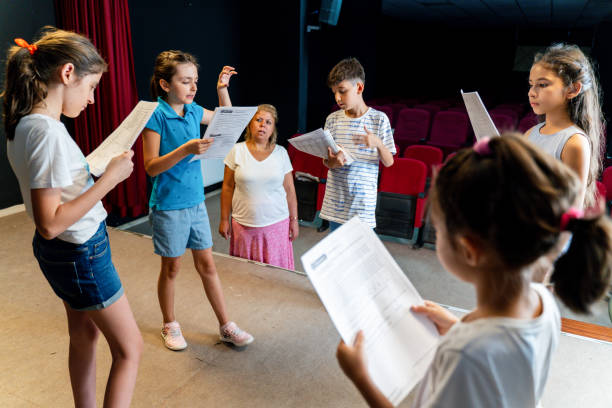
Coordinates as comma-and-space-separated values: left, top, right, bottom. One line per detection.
432, 135, 611, 313
533, 44, 604, 208
1, 26, 107, 140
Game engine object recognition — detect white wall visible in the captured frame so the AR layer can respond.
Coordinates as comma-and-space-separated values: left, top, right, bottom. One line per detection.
201, 159, 225, 187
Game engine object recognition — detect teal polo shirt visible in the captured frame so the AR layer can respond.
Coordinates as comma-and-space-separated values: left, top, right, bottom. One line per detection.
145, 97, 206, 210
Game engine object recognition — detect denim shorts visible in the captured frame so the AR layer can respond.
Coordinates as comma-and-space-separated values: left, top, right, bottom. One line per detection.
32, 222, 124, 311
149, 202, 213, 258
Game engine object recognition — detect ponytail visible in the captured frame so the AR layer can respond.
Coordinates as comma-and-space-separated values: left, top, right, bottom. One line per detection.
2, 46, 48, 140
552, 215, 612, 314
1, 26, 106, 140
150, 75, 161, 100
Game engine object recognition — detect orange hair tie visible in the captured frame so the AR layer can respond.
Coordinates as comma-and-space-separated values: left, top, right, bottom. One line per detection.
14, 38, 38, 55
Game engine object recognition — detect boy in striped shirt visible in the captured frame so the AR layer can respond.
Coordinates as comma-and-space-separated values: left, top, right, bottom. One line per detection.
320, 58, 396, 232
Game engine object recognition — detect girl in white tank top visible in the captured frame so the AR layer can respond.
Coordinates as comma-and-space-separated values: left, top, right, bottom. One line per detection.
526, 43, 603, 209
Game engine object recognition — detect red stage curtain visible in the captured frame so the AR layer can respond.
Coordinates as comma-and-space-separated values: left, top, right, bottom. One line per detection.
54, 0, 147, 218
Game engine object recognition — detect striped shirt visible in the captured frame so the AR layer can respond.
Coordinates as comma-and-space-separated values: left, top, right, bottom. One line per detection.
320, 108, 395, 227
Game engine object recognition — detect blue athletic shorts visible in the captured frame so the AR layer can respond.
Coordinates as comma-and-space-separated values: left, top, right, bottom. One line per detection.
149, 202, 213, 258
32, 221, 124, 311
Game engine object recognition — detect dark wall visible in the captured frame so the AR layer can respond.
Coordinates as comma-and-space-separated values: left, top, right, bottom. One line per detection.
1, 1, 609, 210
372, 21, 596, 106
305, 0, 382, 131
128, 0, 302, 146
0, 0, 56, 209
593, 20, 612, 155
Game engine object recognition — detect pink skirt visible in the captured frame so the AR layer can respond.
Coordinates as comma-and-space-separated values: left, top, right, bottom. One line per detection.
230, 217, 294, 270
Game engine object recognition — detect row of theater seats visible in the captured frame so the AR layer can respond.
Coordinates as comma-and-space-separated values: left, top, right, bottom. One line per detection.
377, 104, 538, 156
332, 98, 539, 157
289, 135, 612, 246
288, 140, 447, 242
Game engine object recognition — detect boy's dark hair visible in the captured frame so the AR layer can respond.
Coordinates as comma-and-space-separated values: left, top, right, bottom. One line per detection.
533, 43, 604, 209
327, 57, 365, 88
1, 26, 107, 140
150, 50, 199, 99
431, 134, 611, 314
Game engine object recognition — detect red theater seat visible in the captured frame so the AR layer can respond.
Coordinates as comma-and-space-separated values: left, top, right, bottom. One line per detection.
490, 112, 516, 133
394, 108, 431, 152
427, 111, 471, 155
518, 112, 539, 134
384, 103, 408, 127
376, 158, 428, 239
402, 145, 443, 178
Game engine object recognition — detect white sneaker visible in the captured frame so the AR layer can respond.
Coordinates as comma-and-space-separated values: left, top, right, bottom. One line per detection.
219, 321, 254, 347
161, 321, 187, 351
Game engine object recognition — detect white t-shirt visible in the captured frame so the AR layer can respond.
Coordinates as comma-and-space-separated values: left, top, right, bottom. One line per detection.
319, 108, 396, 227
224, 142, 293, 227
413, 283, 560, 408
7, 114, 107, 244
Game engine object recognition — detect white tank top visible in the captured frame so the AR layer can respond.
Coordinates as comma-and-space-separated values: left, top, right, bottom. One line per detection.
527, 122, 586, 160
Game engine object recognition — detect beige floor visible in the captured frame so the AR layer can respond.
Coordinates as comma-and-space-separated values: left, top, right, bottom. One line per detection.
1, 211, 612, 407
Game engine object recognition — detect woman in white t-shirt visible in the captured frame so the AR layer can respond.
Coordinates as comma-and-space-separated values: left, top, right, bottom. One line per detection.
335, 136, 612, 408
219, 104, 298, 269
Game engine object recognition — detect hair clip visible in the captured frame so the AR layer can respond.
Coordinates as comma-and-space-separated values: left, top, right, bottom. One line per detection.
473, 137, 492, 155
14, 38, 37, 55
560, 207, 584, 231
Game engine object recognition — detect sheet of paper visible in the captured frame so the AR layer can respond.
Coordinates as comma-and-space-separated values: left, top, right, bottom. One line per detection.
85, 101, 158, 177
301, 217, 439, 406
189, 106, 257, 161
288, 128, 354, 165
461, 90, 500, 141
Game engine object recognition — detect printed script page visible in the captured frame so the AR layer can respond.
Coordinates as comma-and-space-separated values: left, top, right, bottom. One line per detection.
301, 217, 439, 406
461, 90, 500, 141
86, 101, 158, 176
189, 106, 257, 161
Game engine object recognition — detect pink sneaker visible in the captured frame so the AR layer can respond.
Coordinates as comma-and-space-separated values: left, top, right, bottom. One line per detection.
220, 321, 254, 347
161, 321, 187, 351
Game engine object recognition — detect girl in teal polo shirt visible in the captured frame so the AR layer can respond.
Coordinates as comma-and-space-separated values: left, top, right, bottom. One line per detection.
142, 50, 253, 351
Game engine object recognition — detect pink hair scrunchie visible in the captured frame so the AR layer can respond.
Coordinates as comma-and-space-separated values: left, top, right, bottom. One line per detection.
473, 137, 492, 155
560, 207, 584, 231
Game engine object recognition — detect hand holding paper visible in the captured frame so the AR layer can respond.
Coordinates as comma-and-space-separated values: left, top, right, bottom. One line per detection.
103, 150, 134, 184
184, 138, 214, 155
327, 146, 347, 168
189, 106, 257, 161
301, 218, 439, 406
288, 128, 354, 165
86, 101, 158, 176
411, 301, 459, 336
337, 331, 368, 383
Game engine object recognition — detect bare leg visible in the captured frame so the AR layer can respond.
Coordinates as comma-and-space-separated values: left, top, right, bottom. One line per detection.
192, 248, 229, 325
64, 302, 100, 408
158, 256, 181, 323
87, 294, 143, 408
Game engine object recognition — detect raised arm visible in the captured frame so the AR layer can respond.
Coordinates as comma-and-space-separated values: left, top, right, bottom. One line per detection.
31, 151, 134, 239
202, 65, 237, 125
